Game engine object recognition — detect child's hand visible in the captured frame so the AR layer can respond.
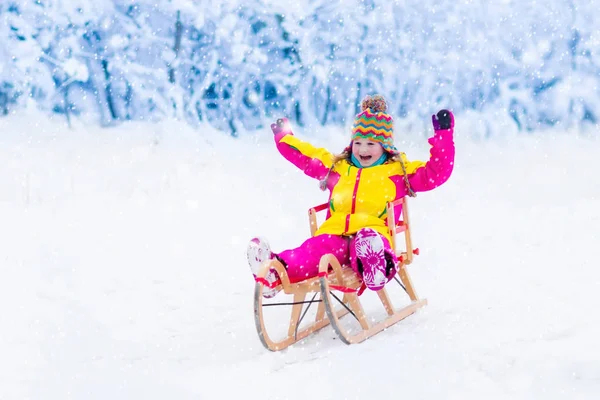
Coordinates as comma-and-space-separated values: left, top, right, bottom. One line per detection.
432, 109, 454, 130
270, 118, 293, 135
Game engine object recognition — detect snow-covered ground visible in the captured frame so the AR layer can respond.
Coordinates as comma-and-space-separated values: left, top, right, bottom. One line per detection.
1, 112, 599, 399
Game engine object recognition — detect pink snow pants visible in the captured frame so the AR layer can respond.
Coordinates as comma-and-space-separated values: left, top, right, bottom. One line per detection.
277, 232, 397, 283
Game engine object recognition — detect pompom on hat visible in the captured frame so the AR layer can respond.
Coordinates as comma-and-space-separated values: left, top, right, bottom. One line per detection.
349, 95, 399, 155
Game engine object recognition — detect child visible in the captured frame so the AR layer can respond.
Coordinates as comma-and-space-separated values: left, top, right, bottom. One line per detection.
247, 95, 455, 297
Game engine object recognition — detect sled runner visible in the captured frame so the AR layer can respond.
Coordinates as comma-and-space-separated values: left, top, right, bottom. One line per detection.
253, 197, 427, 351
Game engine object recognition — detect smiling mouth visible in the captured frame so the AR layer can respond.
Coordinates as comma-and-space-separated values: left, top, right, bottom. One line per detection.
359, 155, 372, 162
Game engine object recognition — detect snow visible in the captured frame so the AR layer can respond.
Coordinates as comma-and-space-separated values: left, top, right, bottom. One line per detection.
1, 112, 600, 399
3, 1, 600, 133
62, 59, 90, 83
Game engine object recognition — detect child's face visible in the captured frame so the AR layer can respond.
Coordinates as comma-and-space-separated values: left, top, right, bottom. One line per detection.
352, 139, 385, 167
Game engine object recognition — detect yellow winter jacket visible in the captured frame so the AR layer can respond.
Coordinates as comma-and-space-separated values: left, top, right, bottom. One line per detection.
274, 129, 455, 244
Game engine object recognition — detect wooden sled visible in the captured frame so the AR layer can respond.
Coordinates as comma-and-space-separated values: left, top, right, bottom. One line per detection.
253, 197, 427, 351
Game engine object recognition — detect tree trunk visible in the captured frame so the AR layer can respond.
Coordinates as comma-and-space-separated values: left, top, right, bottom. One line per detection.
102, 59, 118, 120
168, 11, 183, 84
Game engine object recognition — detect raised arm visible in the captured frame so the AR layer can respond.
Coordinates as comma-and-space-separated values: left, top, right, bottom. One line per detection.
407, 110, 455, 192
389, 110, 455, 198
271, 118, 333, 180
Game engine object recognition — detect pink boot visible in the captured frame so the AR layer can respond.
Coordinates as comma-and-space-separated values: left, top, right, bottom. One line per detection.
351, 228, 388, 291
246, 237, 281, 298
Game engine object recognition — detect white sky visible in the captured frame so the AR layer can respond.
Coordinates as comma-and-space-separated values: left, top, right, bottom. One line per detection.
1, 111, 600, 399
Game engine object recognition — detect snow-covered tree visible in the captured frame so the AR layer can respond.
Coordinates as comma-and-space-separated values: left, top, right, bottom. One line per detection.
1, 0, 599, 135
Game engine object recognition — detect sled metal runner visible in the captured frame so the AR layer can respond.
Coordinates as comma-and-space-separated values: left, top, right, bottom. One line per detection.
253, 197, 427, 351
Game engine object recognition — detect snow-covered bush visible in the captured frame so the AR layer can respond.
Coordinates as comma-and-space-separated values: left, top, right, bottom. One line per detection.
1, 0, 599, 135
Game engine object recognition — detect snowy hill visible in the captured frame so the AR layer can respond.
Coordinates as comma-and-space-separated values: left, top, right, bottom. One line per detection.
1, 113, 599, 399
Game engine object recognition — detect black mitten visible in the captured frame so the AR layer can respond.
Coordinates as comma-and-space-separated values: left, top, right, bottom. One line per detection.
436, 109, 453, 130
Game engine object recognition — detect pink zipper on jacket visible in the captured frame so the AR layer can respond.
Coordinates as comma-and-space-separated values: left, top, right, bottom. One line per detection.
344, 168, 362, 234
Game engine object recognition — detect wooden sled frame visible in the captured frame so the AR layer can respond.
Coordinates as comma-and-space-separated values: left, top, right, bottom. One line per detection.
253, 197, 428, 351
